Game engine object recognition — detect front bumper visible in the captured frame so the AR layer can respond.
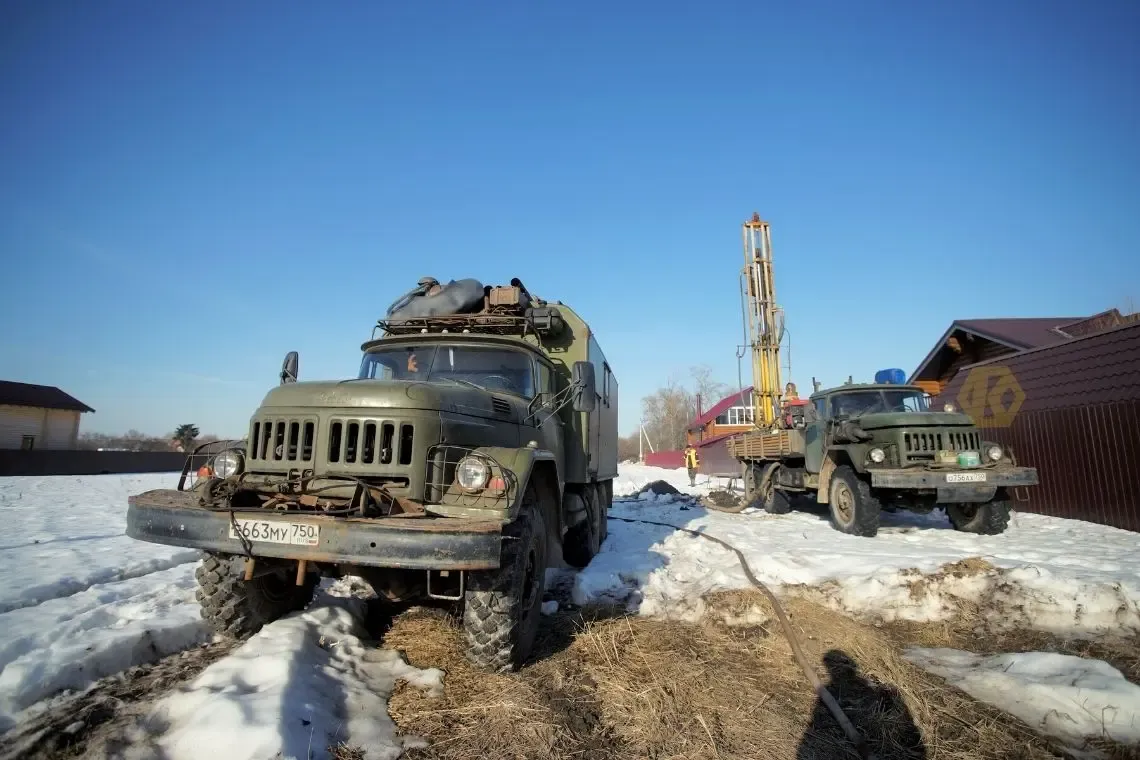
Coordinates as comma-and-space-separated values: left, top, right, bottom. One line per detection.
126, 489, 504, 570
868, 466, 1038, 503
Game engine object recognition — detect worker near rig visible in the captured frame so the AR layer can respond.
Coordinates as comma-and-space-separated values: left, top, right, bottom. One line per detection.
684, 444, 700, 487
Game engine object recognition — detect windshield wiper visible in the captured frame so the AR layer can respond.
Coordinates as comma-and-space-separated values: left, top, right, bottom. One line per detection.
435, 377, 486, 392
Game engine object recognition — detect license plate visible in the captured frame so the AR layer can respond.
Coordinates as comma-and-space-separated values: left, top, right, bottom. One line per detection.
228, 519, 320, 546
945, 472, 987, 483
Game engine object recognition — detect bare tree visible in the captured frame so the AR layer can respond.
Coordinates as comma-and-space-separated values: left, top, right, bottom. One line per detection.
641, 376, 697, 451
690, 364, 731, 412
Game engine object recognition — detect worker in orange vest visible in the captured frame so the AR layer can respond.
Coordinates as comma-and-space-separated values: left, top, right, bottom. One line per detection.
684, 444, 699, 487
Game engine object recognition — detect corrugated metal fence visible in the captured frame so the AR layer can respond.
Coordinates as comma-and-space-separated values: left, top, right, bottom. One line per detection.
937, 322, 1140, 533
986, 401, 1140, 531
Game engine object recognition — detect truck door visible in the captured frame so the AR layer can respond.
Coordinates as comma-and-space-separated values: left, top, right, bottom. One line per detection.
803, 398, 827, 474
531, 360, 565, 471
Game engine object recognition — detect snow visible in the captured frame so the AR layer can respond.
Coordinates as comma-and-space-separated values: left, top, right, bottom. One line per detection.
128, 582, 442, 760
580, 464, 1140, 636
1, 466, 1138, 753
905, 647, 1140, 747
0, 473, 207, 731
0, 474, 200, 614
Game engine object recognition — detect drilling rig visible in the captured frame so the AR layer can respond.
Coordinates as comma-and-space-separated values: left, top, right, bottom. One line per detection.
739, 212, 786, 427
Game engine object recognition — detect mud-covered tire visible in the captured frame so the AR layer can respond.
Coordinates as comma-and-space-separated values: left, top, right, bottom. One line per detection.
463, 487, 548, 672
596, 481, 610, 544
194, 553, 318, 639
827, 466, 881, 537
563, 486, 603, 569
947, 500, 1011, 535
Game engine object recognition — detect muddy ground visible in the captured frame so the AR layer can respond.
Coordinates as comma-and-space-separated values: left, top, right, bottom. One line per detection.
5, 586, 1138, 760
382, 590, 1140, 760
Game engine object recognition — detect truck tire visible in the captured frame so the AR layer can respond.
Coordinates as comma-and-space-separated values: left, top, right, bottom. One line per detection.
595, 481, 610, 544
463, 486, 548, 672
827, 466, 881, 537
743, 463, 792, 514
762, 480, 793, 514
563, 486, 603, 569
195, 553, 318, 638
947, 500, 1011, 535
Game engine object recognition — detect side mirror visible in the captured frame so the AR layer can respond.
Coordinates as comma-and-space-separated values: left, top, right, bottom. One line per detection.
572, 361, 596, 413
280, 351, 299, 385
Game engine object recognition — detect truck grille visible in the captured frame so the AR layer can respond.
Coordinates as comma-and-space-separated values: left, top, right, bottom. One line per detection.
328, 419, 415, 466
249, 418, 317, 463
903, 430, 980, 454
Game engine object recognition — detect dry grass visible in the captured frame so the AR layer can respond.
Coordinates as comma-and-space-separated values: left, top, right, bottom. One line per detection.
382, 592, 1082, 760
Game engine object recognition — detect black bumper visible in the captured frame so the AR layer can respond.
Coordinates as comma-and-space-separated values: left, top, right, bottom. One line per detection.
868, 466, 1038, 503
126, 490, 505, 570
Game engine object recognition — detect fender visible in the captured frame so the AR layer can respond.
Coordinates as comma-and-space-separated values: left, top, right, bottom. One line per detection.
430, 446, 562, 529
817, 455, 836, 504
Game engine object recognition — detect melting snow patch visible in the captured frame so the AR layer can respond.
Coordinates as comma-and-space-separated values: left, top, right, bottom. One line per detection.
129, 593, 443, 760
0, 564, 209, 732
578, 465, 1140, 637
905, 647, 1140, 748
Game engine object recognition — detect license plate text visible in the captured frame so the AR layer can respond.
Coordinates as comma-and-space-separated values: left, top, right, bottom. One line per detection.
228, 519, 320, 546
945, 472, 987, 483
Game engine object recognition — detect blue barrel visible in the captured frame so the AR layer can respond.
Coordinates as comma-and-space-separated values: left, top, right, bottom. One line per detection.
874, 368, 907, 385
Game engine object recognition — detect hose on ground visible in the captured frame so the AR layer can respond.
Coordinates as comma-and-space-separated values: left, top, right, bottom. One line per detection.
607, 514, 873, 760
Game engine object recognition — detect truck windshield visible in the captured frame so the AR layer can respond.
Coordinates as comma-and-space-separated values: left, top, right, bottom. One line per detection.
359, 344, 536, 398
829, 389, 929, 416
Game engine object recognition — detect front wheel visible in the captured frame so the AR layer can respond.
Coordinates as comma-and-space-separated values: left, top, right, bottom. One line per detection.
195, 553, 318, 639
463, 485, 548, 672
947, 500, 1011, 535
827, 466, 881, 537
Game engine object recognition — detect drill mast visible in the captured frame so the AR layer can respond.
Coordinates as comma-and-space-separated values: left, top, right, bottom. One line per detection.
740, 213, 784, 427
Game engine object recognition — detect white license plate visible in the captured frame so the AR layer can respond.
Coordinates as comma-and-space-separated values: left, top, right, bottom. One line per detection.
945, 472, 987, 483
228, 519, 320, 546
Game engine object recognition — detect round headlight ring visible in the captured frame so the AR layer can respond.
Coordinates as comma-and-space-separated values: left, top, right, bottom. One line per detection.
214, 449, 245, 479
456, 456, 491, 492
944, 403, 956, 413
869, 447, 886, 464
986, 445, 1003, 462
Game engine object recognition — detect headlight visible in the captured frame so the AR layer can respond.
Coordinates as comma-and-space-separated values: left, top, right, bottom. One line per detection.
944, 403, 956, 412
456, 456, 490, 491
868, 447, 886, 464
986, 445, 1003, 462
213, 449, 244, 478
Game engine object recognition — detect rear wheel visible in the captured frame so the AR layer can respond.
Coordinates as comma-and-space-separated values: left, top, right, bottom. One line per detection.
463, 484, 549, 672
827, 466, 881, 537
563, 485, 603, 568
947, 500, 1011, 535
195, 553, 318, 638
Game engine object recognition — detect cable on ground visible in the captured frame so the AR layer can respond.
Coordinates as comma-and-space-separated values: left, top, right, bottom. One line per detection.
607, 513, 873, 760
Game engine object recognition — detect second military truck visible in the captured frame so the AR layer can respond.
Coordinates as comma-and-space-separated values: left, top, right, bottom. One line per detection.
726, 370, 1038, 537
126, 277, 618, 671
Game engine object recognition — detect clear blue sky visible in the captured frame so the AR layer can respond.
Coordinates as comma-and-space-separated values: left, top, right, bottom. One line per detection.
1, 1, 1137, 438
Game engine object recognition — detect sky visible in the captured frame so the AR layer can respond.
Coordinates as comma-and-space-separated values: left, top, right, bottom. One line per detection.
1, 0, 1137, 439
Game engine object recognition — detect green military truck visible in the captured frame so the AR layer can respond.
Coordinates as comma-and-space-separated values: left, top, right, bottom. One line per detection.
726, 369, 1038, 537
126, 277, 618, 671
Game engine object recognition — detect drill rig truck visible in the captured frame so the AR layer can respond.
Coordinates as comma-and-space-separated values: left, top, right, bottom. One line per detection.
724, 215, 1038, 537
126, 277, 618, 671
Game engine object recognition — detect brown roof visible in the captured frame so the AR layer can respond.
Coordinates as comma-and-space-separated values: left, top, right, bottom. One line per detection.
0, 381, 95, 413
954, 317, 1081, 349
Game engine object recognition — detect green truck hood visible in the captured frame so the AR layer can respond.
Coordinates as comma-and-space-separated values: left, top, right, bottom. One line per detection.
258, 379, 512, 419
851, 411, 975, 429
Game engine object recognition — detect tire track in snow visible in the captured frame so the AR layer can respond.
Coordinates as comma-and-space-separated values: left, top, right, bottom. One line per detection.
0, 564, 210, 731
0, 550, 203, 615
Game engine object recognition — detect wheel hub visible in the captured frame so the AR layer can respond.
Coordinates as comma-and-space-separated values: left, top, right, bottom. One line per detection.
833, 483, 854, 523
